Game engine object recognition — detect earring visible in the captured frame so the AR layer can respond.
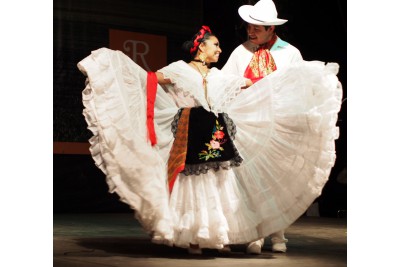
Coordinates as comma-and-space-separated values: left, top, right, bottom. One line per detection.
199, 53, 206, 66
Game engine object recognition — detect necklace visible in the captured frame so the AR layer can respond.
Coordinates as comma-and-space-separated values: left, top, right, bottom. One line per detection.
190, 62, 210, 106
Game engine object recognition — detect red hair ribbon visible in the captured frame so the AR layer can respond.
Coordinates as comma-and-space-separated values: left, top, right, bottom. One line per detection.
190, 25, 212, 54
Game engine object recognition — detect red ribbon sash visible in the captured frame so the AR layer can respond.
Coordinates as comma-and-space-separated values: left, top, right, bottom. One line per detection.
146, 72, 158, 146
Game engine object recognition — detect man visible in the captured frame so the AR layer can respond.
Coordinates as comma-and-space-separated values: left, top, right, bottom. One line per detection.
222, 0, 303, 255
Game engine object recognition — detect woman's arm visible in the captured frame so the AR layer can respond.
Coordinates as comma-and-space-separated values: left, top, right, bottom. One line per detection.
155, 72, 172, 85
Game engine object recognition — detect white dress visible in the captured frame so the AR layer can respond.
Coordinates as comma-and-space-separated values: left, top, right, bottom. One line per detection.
78, 47, 342, 249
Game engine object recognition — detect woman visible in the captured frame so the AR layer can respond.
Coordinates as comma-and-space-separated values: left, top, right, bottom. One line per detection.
78, 26, 342, 254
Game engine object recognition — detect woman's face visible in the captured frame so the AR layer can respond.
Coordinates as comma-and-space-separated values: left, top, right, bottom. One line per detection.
200, 36, 222, 63
247, 24, 275, 45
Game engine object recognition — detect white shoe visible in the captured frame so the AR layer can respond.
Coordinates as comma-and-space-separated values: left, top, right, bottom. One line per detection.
272, 242, 287, 253
246, 239, 264, 254
271, 235, 288, 253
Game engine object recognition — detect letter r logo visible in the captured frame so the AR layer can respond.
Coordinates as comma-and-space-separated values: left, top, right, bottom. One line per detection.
109, 29, 167, 72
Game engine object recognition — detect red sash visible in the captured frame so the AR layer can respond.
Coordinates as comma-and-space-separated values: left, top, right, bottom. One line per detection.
146, 72, 158, 146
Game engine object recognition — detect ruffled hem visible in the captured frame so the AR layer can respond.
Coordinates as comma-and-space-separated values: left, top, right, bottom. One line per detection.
169, 169, 261, 248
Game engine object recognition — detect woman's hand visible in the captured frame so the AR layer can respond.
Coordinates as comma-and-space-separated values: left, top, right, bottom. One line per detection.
156, 72, 172, 85
242, 78, 253, 89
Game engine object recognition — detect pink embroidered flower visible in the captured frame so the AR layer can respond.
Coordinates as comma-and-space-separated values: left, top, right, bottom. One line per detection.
198, 119, 226, 161
214, 130, 225, 139
210, 140, 220, 149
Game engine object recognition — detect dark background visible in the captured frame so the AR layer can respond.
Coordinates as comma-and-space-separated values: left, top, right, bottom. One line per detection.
54, 0, 347, 217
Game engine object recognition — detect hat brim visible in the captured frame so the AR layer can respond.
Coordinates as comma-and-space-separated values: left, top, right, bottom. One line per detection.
238, 5, 287, 26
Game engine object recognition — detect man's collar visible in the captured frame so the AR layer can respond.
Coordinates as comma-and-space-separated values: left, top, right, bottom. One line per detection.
270, 37, 289, 51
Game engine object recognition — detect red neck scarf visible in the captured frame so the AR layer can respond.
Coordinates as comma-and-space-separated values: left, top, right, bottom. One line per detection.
244, 34, 278, 83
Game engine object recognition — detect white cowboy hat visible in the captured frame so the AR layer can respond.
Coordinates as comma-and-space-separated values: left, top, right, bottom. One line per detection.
238, 0, 288, 26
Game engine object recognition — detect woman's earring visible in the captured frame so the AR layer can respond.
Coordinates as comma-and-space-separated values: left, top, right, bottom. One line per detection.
199, 53, 206, 66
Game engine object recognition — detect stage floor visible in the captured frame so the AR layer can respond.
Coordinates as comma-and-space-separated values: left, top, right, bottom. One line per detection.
54, 213, 346, 267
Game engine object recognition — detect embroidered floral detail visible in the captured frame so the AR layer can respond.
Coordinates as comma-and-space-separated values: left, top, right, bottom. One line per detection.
198, 119, 227, 161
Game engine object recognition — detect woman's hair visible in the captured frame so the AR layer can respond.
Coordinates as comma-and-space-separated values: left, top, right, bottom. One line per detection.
182, 25, 215, 57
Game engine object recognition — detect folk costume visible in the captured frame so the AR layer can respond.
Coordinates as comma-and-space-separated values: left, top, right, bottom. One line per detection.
78, 43, 342, 249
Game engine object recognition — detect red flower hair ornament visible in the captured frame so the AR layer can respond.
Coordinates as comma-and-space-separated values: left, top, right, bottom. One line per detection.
190, 25, 212, 54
